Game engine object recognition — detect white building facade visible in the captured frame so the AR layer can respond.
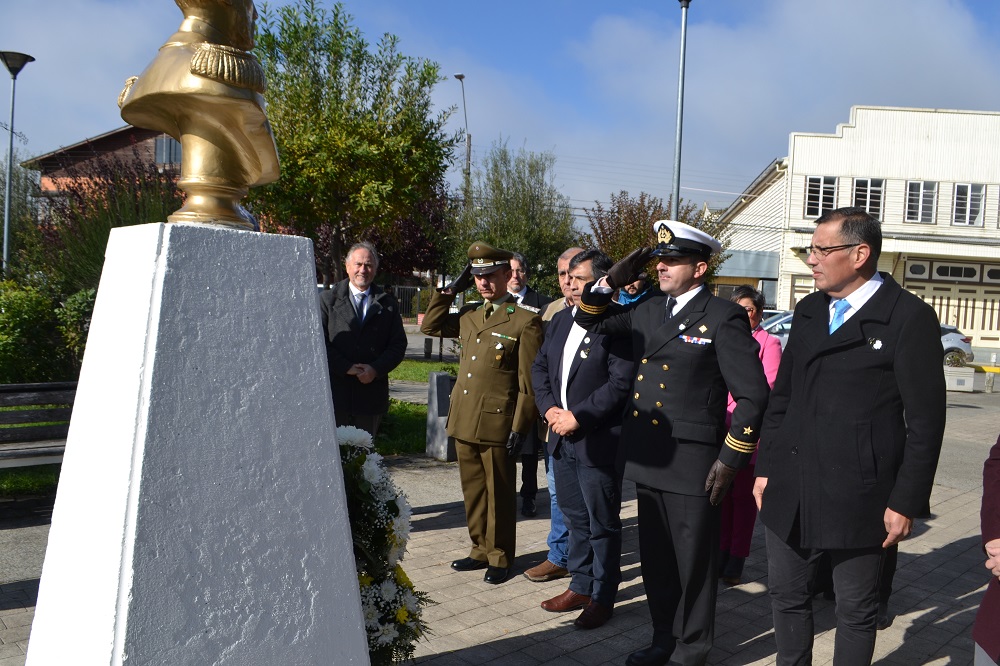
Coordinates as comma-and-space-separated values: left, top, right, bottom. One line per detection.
719, 105, 1000, 349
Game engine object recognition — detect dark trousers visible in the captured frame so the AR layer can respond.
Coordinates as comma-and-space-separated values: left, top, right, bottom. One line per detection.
765, 526, 883, 666
553, 444, 623, 605
456, 439, 517, 568
636, 484, 719, 666
334, 411, 382, 438
519, 430, 541, 499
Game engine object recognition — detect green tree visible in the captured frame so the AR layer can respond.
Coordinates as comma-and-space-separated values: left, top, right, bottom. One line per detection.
584, 191, 730, 281
253, 0, 460, 286
451, 140, 582, 297
0, 149, 40, 277
0, 281, 71, 382
16, 148, 182, 295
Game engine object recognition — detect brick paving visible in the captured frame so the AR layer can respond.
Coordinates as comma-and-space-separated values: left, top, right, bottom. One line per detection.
1, 388, 997, 665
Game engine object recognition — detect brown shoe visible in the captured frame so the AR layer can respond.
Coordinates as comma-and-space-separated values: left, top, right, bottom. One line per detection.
541, 589, 591, 612
574, 601, 613, 629
523, 560, 569, 582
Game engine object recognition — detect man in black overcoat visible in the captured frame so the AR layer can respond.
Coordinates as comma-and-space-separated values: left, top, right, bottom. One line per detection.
575, 221, 770, 666
320, 242, 407, 437
753, 207, 946, 665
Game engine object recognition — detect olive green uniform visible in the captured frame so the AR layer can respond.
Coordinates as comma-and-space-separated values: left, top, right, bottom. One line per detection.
421, 291, 542, 567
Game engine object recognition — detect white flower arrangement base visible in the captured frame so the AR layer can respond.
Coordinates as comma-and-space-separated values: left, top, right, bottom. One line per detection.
336, 425, 431, 664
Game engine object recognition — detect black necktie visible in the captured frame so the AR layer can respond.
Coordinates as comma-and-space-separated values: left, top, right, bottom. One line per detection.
664, 296, 676, 322
355, 292, 367, 323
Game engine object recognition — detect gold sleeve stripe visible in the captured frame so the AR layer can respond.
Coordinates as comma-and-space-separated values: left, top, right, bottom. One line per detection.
577, 302, 607, 315
725, 433, 757, 454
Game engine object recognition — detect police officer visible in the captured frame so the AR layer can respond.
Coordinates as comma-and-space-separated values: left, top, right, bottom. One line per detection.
575, 221, 769, 666
420, 241, 543, 584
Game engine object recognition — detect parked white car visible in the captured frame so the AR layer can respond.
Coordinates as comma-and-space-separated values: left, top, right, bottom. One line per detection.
761, 312, 975, 366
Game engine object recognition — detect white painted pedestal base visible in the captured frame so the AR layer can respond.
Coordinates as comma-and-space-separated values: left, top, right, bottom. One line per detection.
27, 224, 369, 665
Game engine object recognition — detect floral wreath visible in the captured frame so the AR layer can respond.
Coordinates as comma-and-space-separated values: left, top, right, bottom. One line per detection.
337, 425, 430, 664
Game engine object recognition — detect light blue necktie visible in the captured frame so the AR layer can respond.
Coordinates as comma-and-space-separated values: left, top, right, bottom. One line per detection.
829, 299, 851, 334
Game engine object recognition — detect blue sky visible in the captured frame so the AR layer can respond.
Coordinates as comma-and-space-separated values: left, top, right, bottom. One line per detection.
4, 0, 1000, 221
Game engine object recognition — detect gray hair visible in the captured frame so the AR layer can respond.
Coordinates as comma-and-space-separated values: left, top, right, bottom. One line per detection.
346, 241, 380, 269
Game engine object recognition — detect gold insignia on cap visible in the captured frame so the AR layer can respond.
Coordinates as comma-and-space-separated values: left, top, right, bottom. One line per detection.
657, 223, 673, 245
744, 426, 754, 436
699, 325, 708, 333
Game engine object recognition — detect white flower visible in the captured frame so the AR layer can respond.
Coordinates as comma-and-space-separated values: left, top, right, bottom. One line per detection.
336, 425, 373, 450
392, 515, 411, 544
395, 495, 412, 521
402, 589, 419, 613
361, 452, 384, 485
379, 579, 397, 601
376, 624, 399, 645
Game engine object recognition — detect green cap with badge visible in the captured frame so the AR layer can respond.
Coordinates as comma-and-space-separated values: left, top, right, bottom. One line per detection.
467, 241, 514, 275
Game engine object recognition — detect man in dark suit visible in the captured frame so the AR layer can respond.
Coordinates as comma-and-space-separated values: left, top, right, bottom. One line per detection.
531, 249, 633, 630
754, 207, 946, 665
508, 252, 552, 517
420, 241, 543, 584
575, 222, 770, 666
320, 241, 407, 436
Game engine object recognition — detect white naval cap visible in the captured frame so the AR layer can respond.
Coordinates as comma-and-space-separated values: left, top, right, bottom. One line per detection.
650, 220, 722, 258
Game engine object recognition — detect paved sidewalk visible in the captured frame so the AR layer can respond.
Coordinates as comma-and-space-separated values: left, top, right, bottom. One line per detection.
2, 389, 997, 665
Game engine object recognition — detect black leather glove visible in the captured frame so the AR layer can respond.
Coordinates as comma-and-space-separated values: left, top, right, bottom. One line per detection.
606, 247, 654, 289
705, 459, 739, 506
440, 263, 473, 294
506, 431, 526, 458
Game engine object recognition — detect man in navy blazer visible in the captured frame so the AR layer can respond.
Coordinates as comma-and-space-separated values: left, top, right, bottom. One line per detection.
531, 249, 633, 630
754, 207, 946, 665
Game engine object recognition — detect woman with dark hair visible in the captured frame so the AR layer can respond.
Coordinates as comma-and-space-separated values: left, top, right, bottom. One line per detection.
719, 285, 782, 585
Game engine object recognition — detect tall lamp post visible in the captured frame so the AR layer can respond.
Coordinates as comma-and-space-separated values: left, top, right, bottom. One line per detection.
454, 74, 472, 195
1, 51, 34, 276
670, 1, 691, 220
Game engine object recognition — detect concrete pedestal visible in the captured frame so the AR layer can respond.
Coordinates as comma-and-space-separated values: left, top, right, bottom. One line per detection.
27, 224, 369, 665
425, 372, 456, 462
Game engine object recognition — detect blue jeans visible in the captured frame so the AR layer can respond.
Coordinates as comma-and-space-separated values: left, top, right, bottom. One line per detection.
545, 454, 569, 567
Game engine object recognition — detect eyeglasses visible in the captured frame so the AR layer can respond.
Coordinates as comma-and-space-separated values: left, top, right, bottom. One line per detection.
512, 268, 527, 275
742, 306, 757, 314
806, 243, 860, 258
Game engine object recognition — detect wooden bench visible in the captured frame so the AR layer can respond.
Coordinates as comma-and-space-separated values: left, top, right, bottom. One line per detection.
0, 382, 77, 469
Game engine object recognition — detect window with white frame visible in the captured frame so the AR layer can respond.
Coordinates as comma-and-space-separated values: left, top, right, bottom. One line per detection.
853, 178, 884, 218
952, 183, 984, 226
155, 135, 182, 165
905, 181, 937, 224
804, 176, 836, 218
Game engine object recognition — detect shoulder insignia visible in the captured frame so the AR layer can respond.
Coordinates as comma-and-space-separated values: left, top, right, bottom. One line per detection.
517, 303, 540, 313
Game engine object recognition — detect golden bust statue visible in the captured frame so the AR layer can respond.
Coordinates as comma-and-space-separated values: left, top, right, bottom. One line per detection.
119, 0, 279, 230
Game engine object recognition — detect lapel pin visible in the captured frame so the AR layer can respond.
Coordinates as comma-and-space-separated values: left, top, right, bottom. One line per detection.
584, 337, 591, 344
869, 338, 883, 350
506, 305, 515, 314
698, 324, 708, 333
580, 349, 589, 359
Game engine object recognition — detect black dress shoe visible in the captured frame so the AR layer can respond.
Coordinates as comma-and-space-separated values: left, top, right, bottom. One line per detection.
521, 497, 537, 517
483, 566, 511, 584
625, 645, 671, 666
451, 557, 488, 572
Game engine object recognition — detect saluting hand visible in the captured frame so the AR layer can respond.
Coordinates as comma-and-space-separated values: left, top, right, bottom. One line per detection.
606, 247, 654, 289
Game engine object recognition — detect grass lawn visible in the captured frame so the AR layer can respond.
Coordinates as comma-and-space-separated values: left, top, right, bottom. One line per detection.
375, 399, 428, 456
389, 359, 457, 383
0, 464, 60, 497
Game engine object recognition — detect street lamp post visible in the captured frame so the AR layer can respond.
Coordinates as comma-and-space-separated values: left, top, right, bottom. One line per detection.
1, 51, 34, 276
670, 1, 691, 220
453, 73, 471, 193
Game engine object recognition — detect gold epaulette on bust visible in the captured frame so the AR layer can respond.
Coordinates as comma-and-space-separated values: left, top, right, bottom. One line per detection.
725, 433, 757, 454
577, 301, 606, 315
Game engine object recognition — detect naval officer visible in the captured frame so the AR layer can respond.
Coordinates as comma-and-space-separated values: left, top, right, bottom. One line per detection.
575, 221, 770, 666
420, 241, 543, 584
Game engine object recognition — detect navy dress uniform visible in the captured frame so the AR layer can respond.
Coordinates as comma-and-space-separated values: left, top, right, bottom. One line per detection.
575, 221, 770, 666
420, 242, 543, 583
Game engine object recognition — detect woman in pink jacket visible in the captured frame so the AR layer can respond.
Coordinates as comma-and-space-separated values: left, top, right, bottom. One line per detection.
719, 285, 782, 585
